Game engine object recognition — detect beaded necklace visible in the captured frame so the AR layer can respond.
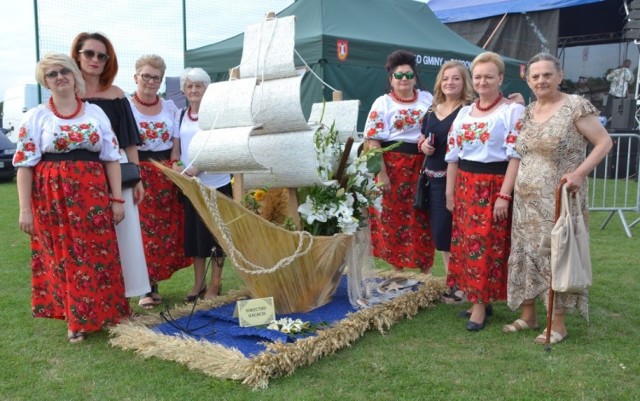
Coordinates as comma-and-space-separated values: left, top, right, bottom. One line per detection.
187, 106, 198, 121
389, 89, 418, 104
49, 96, 82, 119
475, 93, 502, 111
133, 92, 160, 107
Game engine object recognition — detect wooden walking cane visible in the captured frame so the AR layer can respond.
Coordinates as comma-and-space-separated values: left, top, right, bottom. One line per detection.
545, 178, 567, 351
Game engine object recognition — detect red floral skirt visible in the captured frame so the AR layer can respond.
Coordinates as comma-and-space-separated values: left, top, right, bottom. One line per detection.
446, 169, 511, 303
139, 160, 192, 282
30, 160, 130, 333
369, 151, 434, 270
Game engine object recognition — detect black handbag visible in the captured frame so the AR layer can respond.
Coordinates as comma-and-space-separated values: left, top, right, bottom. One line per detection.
413, 108, 432, 211
413, 170, 430, 211
121, 162, 141, 188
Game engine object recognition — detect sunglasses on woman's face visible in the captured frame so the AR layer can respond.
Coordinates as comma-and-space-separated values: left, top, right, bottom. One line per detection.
45, 68, 72, 80
393, 71, 415, 80
79, 49, 110, 62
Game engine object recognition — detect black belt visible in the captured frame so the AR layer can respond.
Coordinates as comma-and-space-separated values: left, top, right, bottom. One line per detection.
381, 140, 420, 155
138, 149, 172, 161
41, 149, 100, 162
458, 159, 509, 175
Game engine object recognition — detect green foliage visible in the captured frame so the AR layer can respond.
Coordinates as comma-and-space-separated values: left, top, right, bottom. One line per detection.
1, 180, 639, 400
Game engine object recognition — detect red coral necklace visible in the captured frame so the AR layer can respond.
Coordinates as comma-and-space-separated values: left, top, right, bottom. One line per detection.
49, 96, 82, 119
475, 93, 502, 112
390, 89, 418, 104
133, 92, 160, 107
187, 106, 198, 121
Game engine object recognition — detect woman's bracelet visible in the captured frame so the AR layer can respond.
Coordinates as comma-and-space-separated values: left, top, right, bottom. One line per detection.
497, 193, 513, 201
417, 138, 425, 150
109, 197, 126, 204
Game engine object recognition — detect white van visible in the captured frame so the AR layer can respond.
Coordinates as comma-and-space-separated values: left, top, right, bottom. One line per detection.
2, 84, 40, 142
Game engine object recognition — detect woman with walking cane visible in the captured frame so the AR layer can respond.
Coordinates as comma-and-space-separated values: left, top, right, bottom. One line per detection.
505, 53, 612, 345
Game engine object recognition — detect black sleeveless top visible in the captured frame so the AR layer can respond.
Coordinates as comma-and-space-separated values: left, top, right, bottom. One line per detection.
84, 97, 141, 149
420, 105, 462, 172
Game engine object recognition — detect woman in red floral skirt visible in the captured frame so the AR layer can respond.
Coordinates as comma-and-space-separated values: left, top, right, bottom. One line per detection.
14, 53, 130, 343
363, 50, 434, 273
445, 52, 524, 331
128, 54, 191, 306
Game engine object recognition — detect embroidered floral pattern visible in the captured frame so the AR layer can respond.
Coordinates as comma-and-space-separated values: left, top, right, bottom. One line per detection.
138, 161, 192, 281
13, 122, 118, 166
369, 152, 434, 270
30, 160, 130, 333
365, 108, 425, 139
138, 121, 171, 146
446, 170, 511, 304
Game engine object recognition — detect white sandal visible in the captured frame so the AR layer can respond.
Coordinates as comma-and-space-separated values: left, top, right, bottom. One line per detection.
534, 329, 568, 345
502, 318, 539, 333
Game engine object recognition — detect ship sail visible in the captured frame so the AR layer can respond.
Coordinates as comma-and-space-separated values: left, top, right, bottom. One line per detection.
188, 15, 320, 188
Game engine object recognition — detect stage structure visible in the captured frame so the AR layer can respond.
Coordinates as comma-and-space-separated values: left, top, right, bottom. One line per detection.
624, 0, 640, 130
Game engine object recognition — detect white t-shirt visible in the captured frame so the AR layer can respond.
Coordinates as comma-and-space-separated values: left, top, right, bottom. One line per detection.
175, 108, 231, 189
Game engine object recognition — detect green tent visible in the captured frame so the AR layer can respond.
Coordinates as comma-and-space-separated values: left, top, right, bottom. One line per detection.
185, 0, 530, 130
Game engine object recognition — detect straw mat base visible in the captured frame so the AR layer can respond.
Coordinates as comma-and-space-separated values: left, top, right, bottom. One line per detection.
109, 272, 446, 389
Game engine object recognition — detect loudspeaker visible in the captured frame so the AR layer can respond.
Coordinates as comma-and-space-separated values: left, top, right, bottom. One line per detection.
610, 98, 636, 130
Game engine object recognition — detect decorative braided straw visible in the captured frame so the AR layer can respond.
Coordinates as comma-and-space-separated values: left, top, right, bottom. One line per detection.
159, 164, 352, 313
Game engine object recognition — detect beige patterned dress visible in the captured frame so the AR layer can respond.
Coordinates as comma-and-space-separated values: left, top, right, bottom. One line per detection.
507, 95, 595, 320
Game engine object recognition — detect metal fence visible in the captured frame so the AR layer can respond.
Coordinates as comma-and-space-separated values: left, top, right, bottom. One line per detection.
588, 132, 640, 237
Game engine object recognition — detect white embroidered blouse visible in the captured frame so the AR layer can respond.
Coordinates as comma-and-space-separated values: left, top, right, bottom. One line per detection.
12, 103, 121, 167
364, 90, 433, 143
128, 98, 179, 152
445, 102, 524, 164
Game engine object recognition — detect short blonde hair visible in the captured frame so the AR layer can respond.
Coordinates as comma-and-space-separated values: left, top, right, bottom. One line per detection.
135, 54, 166, 75
471, 51, 505, 76
36, 52, 86, 97
432, 61, 474, 106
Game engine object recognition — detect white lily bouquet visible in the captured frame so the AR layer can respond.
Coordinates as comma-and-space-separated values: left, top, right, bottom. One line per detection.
267, 318, 311, 334
297, 122, 385, 236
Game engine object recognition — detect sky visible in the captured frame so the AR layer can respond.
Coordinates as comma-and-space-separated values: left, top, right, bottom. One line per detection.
1, 1, 628, 103
0, 0, 295, 102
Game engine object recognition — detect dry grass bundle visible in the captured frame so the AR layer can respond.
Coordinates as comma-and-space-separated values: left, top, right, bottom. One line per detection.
109, 272, 447, 389
159, 164, 351, 313
260, 188, 289, 225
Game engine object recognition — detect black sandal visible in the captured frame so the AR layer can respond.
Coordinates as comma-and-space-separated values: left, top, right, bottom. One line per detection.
67, 332, 85, 343
442, 286, 465, 304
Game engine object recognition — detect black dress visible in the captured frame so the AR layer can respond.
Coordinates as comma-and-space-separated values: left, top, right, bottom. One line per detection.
420, 106, 461, 251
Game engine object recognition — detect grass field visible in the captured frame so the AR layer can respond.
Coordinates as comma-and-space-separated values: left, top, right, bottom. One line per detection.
1, 179, 639, 401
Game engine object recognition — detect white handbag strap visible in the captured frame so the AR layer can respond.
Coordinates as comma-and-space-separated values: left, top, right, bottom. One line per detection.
560, 184, 582, 218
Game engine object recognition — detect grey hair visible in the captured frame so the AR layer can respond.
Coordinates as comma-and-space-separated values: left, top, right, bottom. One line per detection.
36, 52, 86, 97
527, 53, 562, 74
180, 67, 211, 92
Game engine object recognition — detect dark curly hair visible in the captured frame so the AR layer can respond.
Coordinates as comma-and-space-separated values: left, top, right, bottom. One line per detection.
384, 49, 422, 90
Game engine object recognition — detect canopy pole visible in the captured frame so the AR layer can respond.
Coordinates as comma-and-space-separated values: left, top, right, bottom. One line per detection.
482, 13, 508, 49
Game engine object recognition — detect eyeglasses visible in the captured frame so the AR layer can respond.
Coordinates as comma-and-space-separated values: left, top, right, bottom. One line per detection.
393, 71, 415, 80
79, 49, 110, 62
44, 68, 73, 80
137, 73, 163, 83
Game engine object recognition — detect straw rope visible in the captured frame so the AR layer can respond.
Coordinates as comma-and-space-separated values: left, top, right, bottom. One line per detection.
197, 178, 314, 275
